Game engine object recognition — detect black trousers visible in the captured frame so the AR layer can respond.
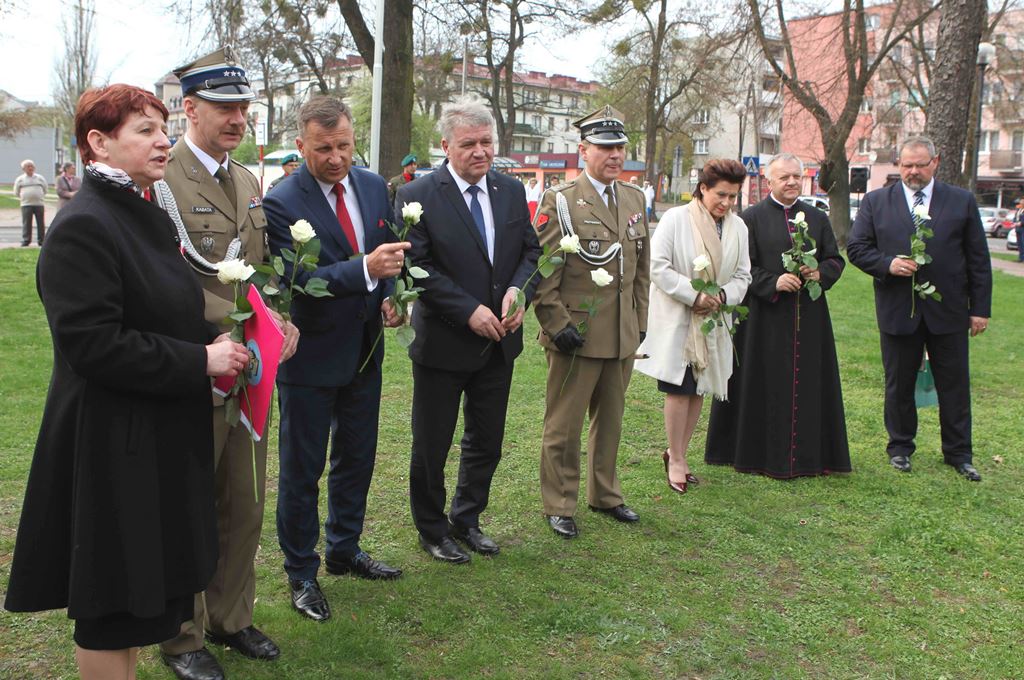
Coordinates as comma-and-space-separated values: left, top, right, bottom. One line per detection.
880, 321, 972, 464
21, 205, 45, 246
409, 353, 514, 541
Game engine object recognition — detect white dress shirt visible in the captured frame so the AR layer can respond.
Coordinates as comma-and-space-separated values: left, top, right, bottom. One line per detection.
315, 173, 376, 291
185, 134, 230, 177
450, 169, 495, 264
902, 178, 935, 216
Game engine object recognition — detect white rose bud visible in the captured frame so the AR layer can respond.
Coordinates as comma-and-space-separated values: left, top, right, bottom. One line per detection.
591, 267, 614, 287
559, 234, 581, 253
913, 205, 931, 221
290, 219, 315, 244
794, 211, 806, 223
402, 202, 424, 224
214, 258, 256, 285
692, 254, 712, 272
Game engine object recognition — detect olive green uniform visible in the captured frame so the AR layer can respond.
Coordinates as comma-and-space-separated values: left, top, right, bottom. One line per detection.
388, 172, 412, 203
532, 176, 650, 516
159, 138, 271, 654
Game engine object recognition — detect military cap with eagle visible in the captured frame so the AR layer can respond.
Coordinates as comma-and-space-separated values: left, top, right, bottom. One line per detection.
574, 105, 629, 146
173, 46, 255, 102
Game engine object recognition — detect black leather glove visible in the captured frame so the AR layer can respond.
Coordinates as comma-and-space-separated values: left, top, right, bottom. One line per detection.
553, 325, 586, 353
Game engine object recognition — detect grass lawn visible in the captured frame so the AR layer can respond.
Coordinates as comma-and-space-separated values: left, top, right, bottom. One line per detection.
0, 194, 21, 209
1, 247, 1022, 679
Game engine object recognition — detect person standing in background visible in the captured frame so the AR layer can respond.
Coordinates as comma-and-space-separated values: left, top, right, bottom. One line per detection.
56, 163, 82, 211
14, 159, 47, 246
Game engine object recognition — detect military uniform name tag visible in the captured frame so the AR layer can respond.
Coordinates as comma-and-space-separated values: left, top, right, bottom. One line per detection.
583, 219, 601, 225
192, 206, 215, 214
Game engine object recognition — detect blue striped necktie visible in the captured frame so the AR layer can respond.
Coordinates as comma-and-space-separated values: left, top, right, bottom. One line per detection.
467, 185, 488, 251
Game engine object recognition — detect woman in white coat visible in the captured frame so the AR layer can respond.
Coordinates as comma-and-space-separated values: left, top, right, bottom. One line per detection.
636, 159, 751, 493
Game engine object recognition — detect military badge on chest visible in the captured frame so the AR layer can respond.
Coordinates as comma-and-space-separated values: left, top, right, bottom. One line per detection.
200, 235, 216, 254
588, 240, 601, 255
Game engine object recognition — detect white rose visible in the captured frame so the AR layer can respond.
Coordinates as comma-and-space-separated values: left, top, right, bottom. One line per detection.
913, 205, 931, 221
215, 258, 256, 285
591, 267, 614, 287
794, 211, 806, 223
402, 202, 424, 224
692, 254, 712, 272
290, 219, 315, 244
559, 234, 581, 253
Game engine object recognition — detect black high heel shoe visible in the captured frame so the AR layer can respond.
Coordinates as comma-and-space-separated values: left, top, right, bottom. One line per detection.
663, 449, 687, 494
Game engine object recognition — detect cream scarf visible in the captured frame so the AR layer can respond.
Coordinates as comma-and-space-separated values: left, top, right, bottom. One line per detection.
682, 199, 723, 373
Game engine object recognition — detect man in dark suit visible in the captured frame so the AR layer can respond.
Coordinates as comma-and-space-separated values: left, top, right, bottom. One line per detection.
396, 98, 541, 564
263, 96, 411, 622
848, 135, 992, 481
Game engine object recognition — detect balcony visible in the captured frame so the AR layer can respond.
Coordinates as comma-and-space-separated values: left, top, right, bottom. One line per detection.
513, 123, 545, 139
989, 149, 1023, 172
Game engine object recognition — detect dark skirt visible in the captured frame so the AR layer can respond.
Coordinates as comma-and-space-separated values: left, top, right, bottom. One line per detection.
73, 594, 193, 650
657, 366, 698, 395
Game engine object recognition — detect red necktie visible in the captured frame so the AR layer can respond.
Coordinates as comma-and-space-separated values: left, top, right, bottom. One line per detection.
332, 183, 359, 252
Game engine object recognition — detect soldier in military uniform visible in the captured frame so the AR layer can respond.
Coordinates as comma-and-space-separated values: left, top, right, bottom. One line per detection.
532, 106, 650, 539
155, 47, 298, 680
267, 152, 301, 191
387, 153, 417, 203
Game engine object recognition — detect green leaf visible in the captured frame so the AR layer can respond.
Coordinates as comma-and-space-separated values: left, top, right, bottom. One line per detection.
229, 325, 245, 342
931, 291, 942, 301
303, 238, 321, 259
801, 255, 818, 269
408, 266, 429, 279
539, 260, 555, 278
301, 261, 317, 272
262, 284, 280, 297
506, 299, 519, 317
395, 325, 416, 348
516, 289, 526, 309
252, 263, 275, 275
701, 318, 715, 335
398, 291, 419, 304
806, 280, 822, 301
229, 311, 255, 323
395, 278, 406, 298
303, 278, 332, 297
548, 255, 564, 266
282, 248, 296, 263
235, 295, 253, 313
273, 257, 285, 277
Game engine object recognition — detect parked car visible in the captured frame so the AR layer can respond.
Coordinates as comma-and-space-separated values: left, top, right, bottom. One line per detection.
979, 207, 1013, 238
799, 195, 830, 215
1008, 226, 1018, 251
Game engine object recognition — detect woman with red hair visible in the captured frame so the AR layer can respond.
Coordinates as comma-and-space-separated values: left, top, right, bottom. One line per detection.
4, 84, 250, 680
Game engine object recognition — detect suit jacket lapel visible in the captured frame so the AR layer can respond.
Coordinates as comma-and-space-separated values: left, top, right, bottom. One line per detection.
890, 182, 916, 237
227, 162, 250, 230
298, 167, 353, 257
928, 181, 948, 230
349, 168, 383, 253
438, 164, 490, 263
487, 171, 507, 264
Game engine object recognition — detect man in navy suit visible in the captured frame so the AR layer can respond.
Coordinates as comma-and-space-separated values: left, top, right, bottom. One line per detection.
848, 136, 992, 481
396, 99, 541, 564
263, 96, 410, 621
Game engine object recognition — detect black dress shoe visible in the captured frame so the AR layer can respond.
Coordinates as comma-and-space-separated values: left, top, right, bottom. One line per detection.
206, 625, 280, 660
418, 535, 471, 563
589, 504, 640, 522
325, 551, 403, 580
288, 578, 331, 621
889, 455, 912, 472
954, 462, 982, 481
160, 648, 225, 680
452, 525, 500, 555
546, 515, 579, 538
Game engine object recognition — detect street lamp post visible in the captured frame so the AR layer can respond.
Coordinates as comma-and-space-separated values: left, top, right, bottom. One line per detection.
970, 41, 997, 193
736, 101, 747, 210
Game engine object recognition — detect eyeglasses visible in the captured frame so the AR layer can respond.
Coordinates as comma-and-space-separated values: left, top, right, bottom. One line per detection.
899, 161, 934, 170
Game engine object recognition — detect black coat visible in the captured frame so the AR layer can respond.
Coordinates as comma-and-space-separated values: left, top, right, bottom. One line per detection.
5, 174, 218, 620
396, 163, 541, 372
847, 180, 992, 334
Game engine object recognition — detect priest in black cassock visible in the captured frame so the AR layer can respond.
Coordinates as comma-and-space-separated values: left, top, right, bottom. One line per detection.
705, 153, 851, 478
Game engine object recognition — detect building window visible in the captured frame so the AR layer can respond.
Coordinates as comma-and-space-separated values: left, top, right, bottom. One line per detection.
693, 139, 709, 155
693, 109, 710, 124
759, 137, 777, 155
548, 116, 555, 131
564, 119, 572, 131
547, 142, 554, 153
857, 138, 871, 154
980, 131, 999, 152
864, 14, 880, 30
532, 114, 541, 129
564, 143, 571, 153
859, 98, 873, 113
1013, 130, 1023, 151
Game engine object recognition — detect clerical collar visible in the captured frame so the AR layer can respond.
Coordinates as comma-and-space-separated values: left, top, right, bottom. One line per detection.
770, 194, 798, 210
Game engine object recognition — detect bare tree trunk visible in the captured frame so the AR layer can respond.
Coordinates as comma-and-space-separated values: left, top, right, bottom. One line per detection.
925, 0, 987, 187
337, 0, 414, 178
643, 0, 667, 184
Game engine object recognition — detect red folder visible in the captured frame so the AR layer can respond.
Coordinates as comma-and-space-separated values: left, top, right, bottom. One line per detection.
212, 286, 285, 441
